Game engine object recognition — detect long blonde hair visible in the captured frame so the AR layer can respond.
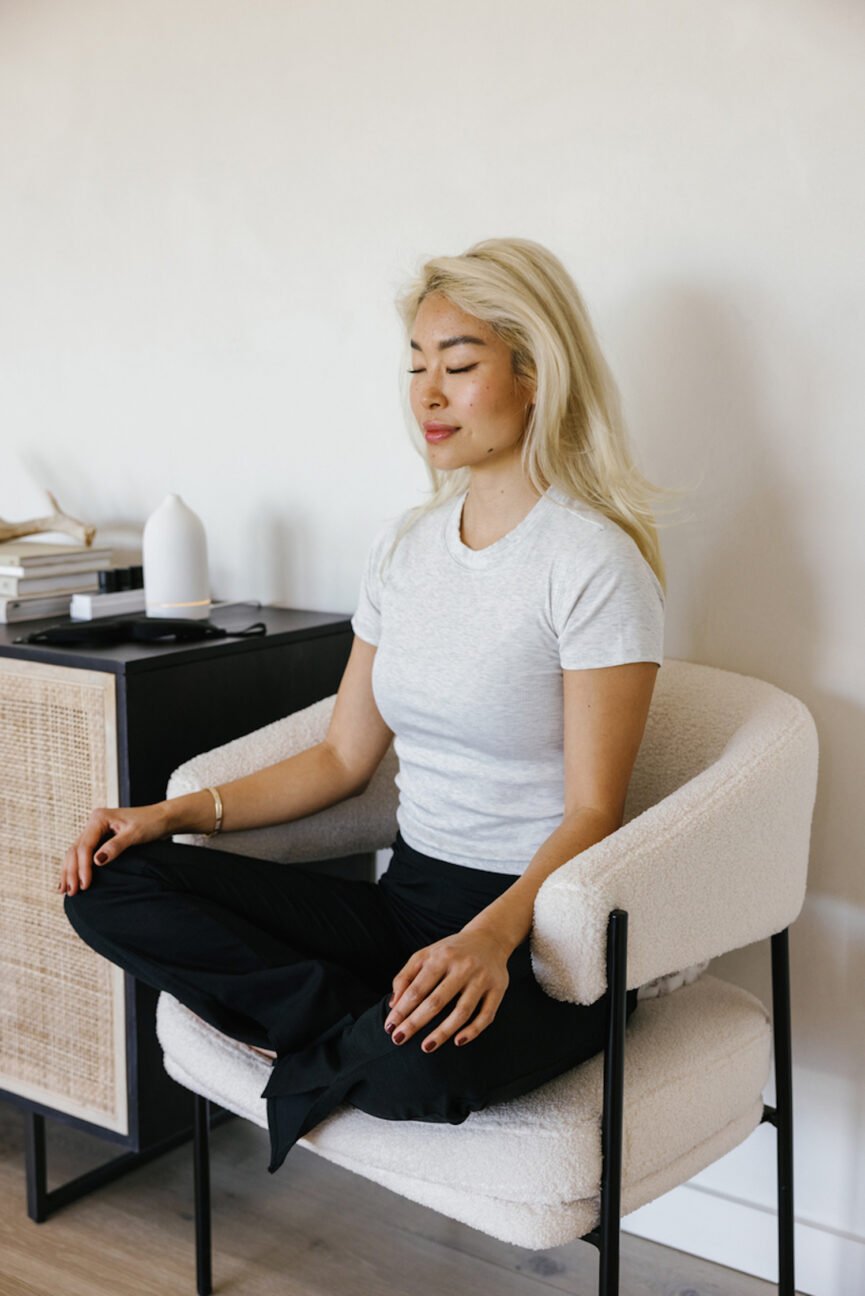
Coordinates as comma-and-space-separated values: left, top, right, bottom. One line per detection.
384, 236, 684, 594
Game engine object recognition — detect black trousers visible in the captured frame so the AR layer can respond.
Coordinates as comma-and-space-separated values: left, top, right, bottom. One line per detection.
63, 830, 638, 1174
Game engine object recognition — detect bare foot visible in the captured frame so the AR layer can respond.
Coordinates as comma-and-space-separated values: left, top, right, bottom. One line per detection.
245, 1043, 277, 1063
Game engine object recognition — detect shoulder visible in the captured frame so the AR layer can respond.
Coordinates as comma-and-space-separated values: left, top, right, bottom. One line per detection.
543, 488, 664, 604
363, 504, 416, 555
361, 500, 441, 588
370, 496, 451, 560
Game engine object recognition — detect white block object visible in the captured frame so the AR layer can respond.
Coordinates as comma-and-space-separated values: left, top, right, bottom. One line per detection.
142, 493, 211, 620
70, 589, 147, 620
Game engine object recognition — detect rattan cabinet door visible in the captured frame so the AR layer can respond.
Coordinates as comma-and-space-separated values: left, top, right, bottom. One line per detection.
0, 657, 128, 1134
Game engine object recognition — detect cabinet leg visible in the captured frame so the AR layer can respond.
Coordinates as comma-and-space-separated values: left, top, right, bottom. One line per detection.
23, 1105, 231, 1223
24, 1110, 48, 1221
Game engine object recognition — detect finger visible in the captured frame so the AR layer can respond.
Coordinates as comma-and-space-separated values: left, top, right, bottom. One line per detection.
419, 987, 488, 1053
388, 970, 464, 1044
449, 990, 505, 1049
82, 823, 121, 880
453, 984, 508, 1047
76, 839, 95, 892
63, 846, 81, 895
81, 819, 108, 855
58, 848, 75, 893
64, 818, 103, 892
64, 842, 83, 892
93, 830, 123, 866
386, 958, 444, 1031
388, 952, 425, 1012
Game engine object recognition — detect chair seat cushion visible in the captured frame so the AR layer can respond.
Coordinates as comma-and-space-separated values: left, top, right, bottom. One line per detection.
157, 974, 771, 1250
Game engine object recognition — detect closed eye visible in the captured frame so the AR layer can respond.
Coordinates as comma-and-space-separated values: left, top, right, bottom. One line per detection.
407, 364, 478, 375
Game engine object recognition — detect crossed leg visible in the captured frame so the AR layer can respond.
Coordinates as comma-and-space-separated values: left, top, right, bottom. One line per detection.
63, 836, 637, 1175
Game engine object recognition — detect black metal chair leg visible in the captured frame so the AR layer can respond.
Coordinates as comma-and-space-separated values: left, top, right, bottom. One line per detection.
597, 909, 628, 1296
193, 1094, 213, 1296
771, 929, 795, 1295
24, 1110, 48, 1221
583, 917, 795, 1296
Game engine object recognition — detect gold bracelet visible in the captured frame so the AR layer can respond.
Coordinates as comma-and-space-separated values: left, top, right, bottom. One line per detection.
204, 786, 223, 837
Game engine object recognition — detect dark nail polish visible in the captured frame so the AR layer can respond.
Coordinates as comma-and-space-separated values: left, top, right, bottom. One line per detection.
393, 1031, 404, 1044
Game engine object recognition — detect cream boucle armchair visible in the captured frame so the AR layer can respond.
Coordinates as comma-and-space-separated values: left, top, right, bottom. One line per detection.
156, 657, 818, 1296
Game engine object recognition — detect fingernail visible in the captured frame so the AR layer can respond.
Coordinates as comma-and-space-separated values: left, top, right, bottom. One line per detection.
385, 1022, 394, 1035
423, 1040, 437, 1052
393, 1031, 405, 1044
96, 852, 107, 864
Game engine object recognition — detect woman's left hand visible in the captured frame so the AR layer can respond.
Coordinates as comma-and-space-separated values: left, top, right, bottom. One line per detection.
384, 927, 514, 1053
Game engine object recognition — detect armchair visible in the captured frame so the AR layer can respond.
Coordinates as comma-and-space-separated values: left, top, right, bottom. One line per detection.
156, 656, 818, 1295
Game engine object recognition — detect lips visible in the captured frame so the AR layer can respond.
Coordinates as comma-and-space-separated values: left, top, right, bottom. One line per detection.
424, 423, 459, 442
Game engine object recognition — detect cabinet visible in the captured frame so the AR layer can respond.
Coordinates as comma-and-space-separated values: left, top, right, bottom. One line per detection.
0, 605, 360, 1218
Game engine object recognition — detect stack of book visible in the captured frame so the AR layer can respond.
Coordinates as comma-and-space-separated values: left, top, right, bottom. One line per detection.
0, 540, 113, 624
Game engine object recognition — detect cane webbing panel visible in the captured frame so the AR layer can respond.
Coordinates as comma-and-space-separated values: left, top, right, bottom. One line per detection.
0, 657, 127, 1133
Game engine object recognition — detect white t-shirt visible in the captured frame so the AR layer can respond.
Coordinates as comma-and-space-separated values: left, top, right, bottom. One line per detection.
350, 483, 665, 875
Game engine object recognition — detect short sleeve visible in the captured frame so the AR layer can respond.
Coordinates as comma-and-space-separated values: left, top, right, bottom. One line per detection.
554, 534, 665, 670
350, 517, 397, 646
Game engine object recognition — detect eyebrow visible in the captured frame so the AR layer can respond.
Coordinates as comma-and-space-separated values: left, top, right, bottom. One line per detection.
409, 335, 488, 352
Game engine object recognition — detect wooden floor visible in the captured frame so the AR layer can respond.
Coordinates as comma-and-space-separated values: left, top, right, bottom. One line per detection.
0, 1101, 789, 1296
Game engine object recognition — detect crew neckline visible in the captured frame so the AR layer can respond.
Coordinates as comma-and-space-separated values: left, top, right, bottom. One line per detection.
445, 485, 559, 569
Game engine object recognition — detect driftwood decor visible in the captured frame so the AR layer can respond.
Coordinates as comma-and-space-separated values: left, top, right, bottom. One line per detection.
0, 492, 97, 547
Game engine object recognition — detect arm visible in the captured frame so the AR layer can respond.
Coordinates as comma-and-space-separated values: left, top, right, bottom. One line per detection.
463, 661, 660, 953
61, 636, 394, 892
383, 660, 661, 1053
161, 635, 394, 835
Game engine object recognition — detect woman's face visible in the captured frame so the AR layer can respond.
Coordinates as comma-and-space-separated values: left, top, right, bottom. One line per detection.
408, 293, 534, 469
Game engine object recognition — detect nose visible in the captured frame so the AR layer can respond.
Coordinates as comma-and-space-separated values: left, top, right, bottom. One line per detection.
418, 376, 446, 410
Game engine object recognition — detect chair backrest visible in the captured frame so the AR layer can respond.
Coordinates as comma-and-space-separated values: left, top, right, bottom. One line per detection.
530, 657, 820, 1003
624, 656, 814, 821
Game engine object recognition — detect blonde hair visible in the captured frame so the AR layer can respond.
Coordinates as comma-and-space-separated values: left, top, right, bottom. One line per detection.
384, 236, 685, 594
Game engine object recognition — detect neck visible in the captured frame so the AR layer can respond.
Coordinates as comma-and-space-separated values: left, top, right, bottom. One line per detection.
459, 470, 547, 548
462, 470, 544, 526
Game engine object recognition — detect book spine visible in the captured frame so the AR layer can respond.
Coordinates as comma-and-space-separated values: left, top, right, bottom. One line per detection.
0, 596, 73, 623
0, 560, 111, 579
0, 573, 100, 596
0, 549, 112, 569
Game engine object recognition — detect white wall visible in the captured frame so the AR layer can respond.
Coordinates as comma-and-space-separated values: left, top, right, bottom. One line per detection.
2, 2, 863, 1289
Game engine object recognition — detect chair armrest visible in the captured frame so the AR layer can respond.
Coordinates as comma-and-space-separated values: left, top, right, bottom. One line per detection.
165, 695, 399, 862
530, 687, 819, 1005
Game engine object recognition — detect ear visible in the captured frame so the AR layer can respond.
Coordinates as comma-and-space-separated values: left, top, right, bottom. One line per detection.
515, 372, 536, 407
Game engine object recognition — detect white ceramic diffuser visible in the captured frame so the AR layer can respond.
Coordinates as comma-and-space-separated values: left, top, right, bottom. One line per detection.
142, 493, 211, 619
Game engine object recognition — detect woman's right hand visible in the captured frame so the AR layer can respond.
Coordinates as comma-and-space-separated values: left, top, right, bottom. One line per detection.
58, 803, 170, 896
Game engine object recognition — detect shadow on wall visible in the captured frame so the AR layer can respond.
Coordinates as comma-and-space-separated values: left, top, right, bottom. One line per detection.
614, 279, 865, 1260
614, 280, 833, 802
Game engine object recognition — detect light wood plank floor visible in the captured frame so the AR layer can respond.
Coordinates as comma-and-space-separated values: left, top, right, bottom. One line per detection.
0, 1101, 794, 1296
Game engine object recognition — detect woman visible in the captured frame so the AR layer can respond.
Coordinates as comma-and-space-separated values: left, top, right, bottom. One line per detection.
60, 237, 669, 1176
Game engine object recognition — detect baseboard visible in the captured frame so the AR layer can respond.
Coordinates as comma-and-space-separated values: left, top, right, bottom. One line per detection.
623, 1181, 863, 1295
